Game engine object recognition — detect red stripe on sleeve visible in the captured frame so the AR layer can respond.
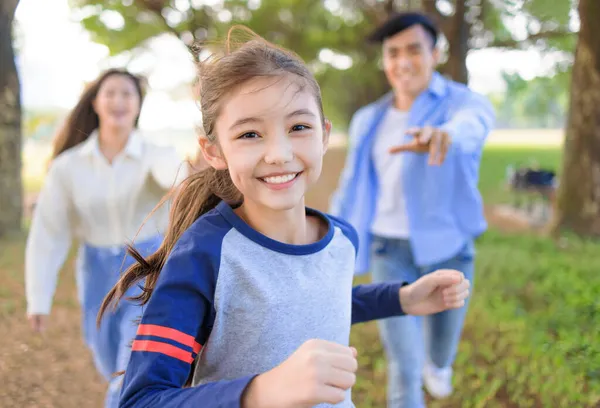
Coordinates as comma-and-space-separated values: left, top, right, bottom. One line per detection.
132, 340, 194, 364
137, 324, 202, 354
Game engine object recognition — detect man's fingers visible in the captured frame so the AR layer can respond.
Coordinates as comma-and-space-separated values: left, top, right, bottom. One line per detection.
428, 130, 450, 165
417, 126, 434, 144
405, 127, 421, 136
428, 130, 441, 165
435, 131, 450, 164
389, 141, 420, 154
440, 132, 450, 164
395, 128, 449, 162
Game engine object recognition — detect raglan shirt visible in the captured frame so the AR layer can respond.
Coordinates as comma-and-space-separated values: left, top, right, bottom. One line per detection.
119, 201, 406, 408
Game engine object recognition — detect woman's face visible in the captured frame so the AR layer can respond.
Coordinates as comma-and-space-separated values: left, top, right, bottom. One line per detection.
93, 74, 141, 132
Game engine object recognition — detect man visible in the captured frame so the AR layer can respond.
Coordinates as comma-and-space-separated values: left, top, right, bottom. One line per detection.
329, 12, 495, 408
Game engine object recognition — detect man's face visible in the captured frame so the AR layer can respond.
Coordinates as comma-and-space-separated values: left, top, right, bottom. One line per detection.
382, 25, 439, 99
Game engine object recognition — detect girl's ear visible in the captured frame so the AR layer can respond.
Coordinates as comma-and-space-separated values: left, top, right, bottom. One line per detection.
198, 136, 227, 170
323, 119, 332, 154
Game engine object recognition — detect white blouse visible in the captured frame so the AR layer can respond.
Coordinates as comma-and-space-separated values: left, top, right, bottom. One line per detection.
25, 130, 189, 315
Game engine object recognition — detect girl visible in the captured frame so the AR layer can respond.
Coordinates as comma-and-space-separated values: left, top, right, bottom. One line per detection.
99, 28, 470, 408
25, 69, 199, 408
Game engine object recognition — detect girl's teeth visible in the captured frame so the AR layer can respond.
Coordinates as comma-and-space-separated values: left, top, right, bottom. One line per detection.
264, 174, 296, 184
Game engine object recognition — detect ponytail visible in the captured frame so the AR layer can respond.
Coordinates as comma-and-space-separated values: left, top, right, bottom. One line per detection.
98, 166, 241, 324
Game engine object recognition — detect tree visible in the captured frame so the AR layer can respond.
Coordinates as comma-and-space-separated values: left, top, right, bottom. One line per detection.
71, 0, 577, 124
0, 0, 22, 237
553, 0, 600, 236
422, 0, 577, 84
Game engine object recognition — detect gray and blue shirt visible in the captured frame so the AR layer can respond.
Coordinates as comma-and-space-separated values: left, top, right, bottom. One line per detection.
119, 200, 406, 407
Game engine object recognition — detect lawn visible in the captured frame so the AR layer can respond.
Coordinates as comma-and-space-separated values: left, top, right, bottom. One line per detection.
477, 146, 562, 205
1, 144, 598, 407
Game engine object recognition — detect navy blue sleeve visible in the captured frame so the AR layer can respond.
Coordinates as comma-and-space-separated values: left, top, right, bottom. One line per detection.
327, 213, 359, 256
119, 219, 257, 407
351, 282, 406, 325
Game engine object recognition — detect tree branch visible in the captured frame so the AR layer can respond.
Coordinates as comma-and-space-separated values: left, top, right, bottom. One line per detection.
349, 0, 387, 26
135, 0, 183, 40
421, 0, 443, 20
421, 0, 451, 36
483, 29, 576, 49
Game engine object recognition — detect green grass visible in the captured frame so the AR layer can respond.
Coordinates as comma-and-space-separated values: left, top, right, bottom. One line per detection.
351, 228, 600, 407
478, 146, 563, 204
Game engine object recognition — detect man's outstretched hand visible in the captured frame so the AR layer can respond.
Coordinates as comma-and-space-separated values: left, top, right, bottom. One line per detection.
388, 126, 451, 165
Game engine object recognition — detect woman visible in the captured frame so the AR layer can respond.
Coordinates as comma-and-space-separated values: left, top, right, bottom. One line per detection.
24, 68, 199, 407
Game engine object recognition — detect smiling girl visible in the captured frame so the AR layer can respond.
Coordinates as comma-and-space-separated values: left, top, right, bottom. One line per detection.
24, 69, 200, 408
98, 28, 470, 408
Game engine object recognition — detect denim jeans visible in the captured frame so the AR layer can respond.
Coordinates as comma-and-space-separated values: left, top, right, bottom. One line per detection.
75, 235, 162, 408
370, 236, 475, 408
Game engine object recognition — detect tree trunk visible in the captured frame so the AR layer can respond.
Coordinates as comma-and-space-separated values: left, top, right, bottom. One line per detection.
553, 0, 600, 236
0, 0, 22, 237
438, 0, 469, 84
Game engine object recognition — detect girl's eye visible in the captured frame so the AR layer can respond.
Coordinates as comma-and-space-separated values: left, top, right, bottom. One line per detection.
291, 124, 310, 132
239, 132, 259, 139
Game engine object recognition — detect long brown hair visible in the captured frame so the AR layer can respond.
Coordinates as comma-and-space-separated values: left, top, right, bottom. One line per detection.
98, 26, 325, 324
51, 69, 145, 160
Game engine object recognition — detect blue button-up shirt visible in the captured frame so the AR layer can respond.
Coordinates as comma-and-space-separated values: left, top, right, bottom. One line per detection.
330, 72, 496, 274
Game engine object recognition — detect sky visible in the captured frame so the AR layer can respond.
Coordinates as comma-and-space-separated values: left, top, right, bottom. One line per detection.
14, 0, 563, 131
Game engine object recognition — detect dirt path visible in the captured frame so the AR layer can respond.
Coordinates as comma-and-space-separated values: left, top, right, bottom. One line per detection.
0, 241, 106, 408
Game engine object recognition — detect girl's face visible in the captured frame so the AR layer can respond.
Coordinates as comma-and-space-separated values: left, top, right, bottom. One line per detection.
203, 75, 330, 213
93, 74, 141, 132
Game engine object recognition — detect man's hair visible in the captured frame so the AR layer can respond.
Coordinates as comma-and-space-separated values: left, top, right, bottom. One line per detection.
367, 12, 439, 47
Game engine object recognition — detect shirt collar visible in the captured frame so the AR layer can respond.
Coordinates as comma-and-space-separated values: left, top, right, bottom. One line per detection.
377, 70, 448, 110
78, 129, 143, 160
426, 71, 447, 98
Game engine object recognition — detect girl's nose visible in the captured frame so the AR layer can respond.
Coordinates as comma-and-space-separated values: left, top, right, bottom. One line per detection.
264, 134, 293, 164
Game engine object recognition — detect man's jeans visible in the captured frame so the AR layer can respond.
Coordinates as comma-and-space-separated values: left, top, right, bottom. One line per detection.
370, 236, 475, 408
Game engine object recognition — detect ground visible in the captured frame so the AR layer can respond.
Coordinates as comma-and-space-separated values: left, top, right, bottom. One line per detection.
2, 141, 599, 407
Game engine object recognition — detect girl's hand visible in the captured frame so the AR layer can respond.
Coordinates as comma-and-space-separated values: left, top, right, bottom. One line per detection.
399, 269, 470, 315
242, 339, 358, 408
27, 314, 48, 333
